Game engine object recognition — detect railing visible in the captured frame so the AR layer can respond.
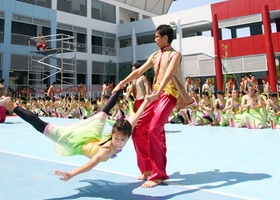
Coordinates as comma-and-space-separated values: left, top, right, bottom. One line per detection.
11, 33, 36, 46
30, 84, 102, 99
17, 0, 51, 8
76, 43, 87, 52
91, 45, 116, 56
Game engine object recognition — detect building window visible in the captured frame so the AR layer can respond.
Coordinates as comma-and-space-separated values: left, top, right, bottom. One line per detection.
11, 21, 36, 45
92, 30, 116, 55
119, 7, 138, 24
76, 60, 87, 84
77, 33, 87, 53
12, 21, 36, 36
11, 21, 51, 46
202, 30, 212, 37
0, 19, 4, 43
16, 0, 52, 8
270, 22, 277, 33
91, 0, 116, 24
57, 0, 87, 17
11, 14, 51, 46
92, 74, 101, 84
10, 54, 29, 85
92, 61, 116, 84
119, 37, 131, 48
137, 32, 155, 45
236, 27, 250, 38
221, 28, 232, 40
57, 23, 87, 53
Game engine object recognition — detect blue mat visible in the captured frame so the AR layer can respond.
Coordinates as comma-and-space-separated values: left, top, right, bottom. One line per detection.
1, 116, 279, 199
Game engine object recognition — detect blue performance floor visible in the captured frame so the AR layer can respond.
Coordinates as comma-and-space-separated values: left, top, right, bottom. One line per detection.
0, 116, 279, 200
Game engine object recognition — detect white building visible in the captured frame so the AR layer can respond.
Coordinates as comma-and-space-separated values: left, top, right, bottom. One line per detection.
0, 0, 215, 95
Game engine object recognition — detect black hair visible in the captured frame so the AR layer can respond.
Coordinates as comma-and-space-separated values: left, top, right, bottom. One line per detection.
191, 88, 199, 94
156, 24, 174, 44
99, 118, 132, 146
91, 99, 97, 105
269, 92, 277, 98
201, 91, 209, 97
0, 78, 4, 84
112, 118, 132, 138
216, 90, 224, 95
248, 84, 256, 93
104, 95, 110, 100
133, 62, 141, 69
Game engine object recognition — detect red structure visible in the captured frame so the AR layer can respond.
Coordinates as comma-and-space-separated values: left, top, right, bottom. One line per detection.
211, 0, 280, 91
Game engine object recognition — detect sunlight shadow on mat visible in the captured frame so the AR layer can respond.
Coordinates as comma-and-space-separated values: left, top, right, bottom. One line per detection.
167, 170, 271, 189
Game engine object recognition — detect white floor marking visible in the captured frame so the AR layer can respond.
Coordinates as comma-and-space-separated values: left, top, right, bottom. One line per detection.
0, 149, 258, 200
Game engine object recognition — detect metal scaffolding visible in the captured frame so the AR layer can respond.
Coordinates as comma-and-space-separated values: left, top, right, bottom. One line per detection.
28, 34, 77, 90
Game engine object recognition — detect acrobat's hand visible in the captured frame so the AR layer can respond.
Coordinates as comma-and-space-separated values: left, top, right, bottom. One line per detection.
54, 169, 71, 182
146, 91, 159, 104
112, 84, 123, 94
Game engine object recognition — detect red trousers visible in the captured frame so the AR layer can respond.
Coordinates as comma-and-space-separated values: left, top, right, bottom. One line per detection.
132, 91, 177, 181
0, 106, 6, 123
37, 43, 46, 50
134, 99, 144, 113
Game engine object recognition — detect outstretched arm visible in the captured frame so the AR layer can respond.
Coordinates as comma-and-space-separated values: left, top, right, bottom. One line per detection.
127, 97, 150, 129
54, 147, 111, 181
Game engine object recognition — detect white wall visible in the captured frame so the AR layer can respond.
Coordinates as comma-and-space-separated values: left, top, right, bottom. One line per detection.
118, 5, 214, 63
117, 5, 212, 37
181, 36, 214, 57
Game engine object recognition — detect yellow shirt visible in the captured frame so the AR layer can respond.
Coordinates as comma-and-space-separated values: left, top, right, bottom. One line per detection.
82, 140, 110, 162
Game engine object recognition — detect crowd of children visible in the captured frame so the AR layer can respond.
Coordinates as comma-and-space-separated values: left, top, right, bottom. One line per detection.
171, 85, 280, 129
7, 91, 135, 123
2, 74, 280, 130
5, 84, 278, 130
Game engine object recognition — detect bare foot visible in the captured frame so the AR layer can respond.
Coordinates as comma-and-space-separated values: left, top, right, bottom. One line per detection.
137, 171, 152, 180
141, 179, 163, 188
